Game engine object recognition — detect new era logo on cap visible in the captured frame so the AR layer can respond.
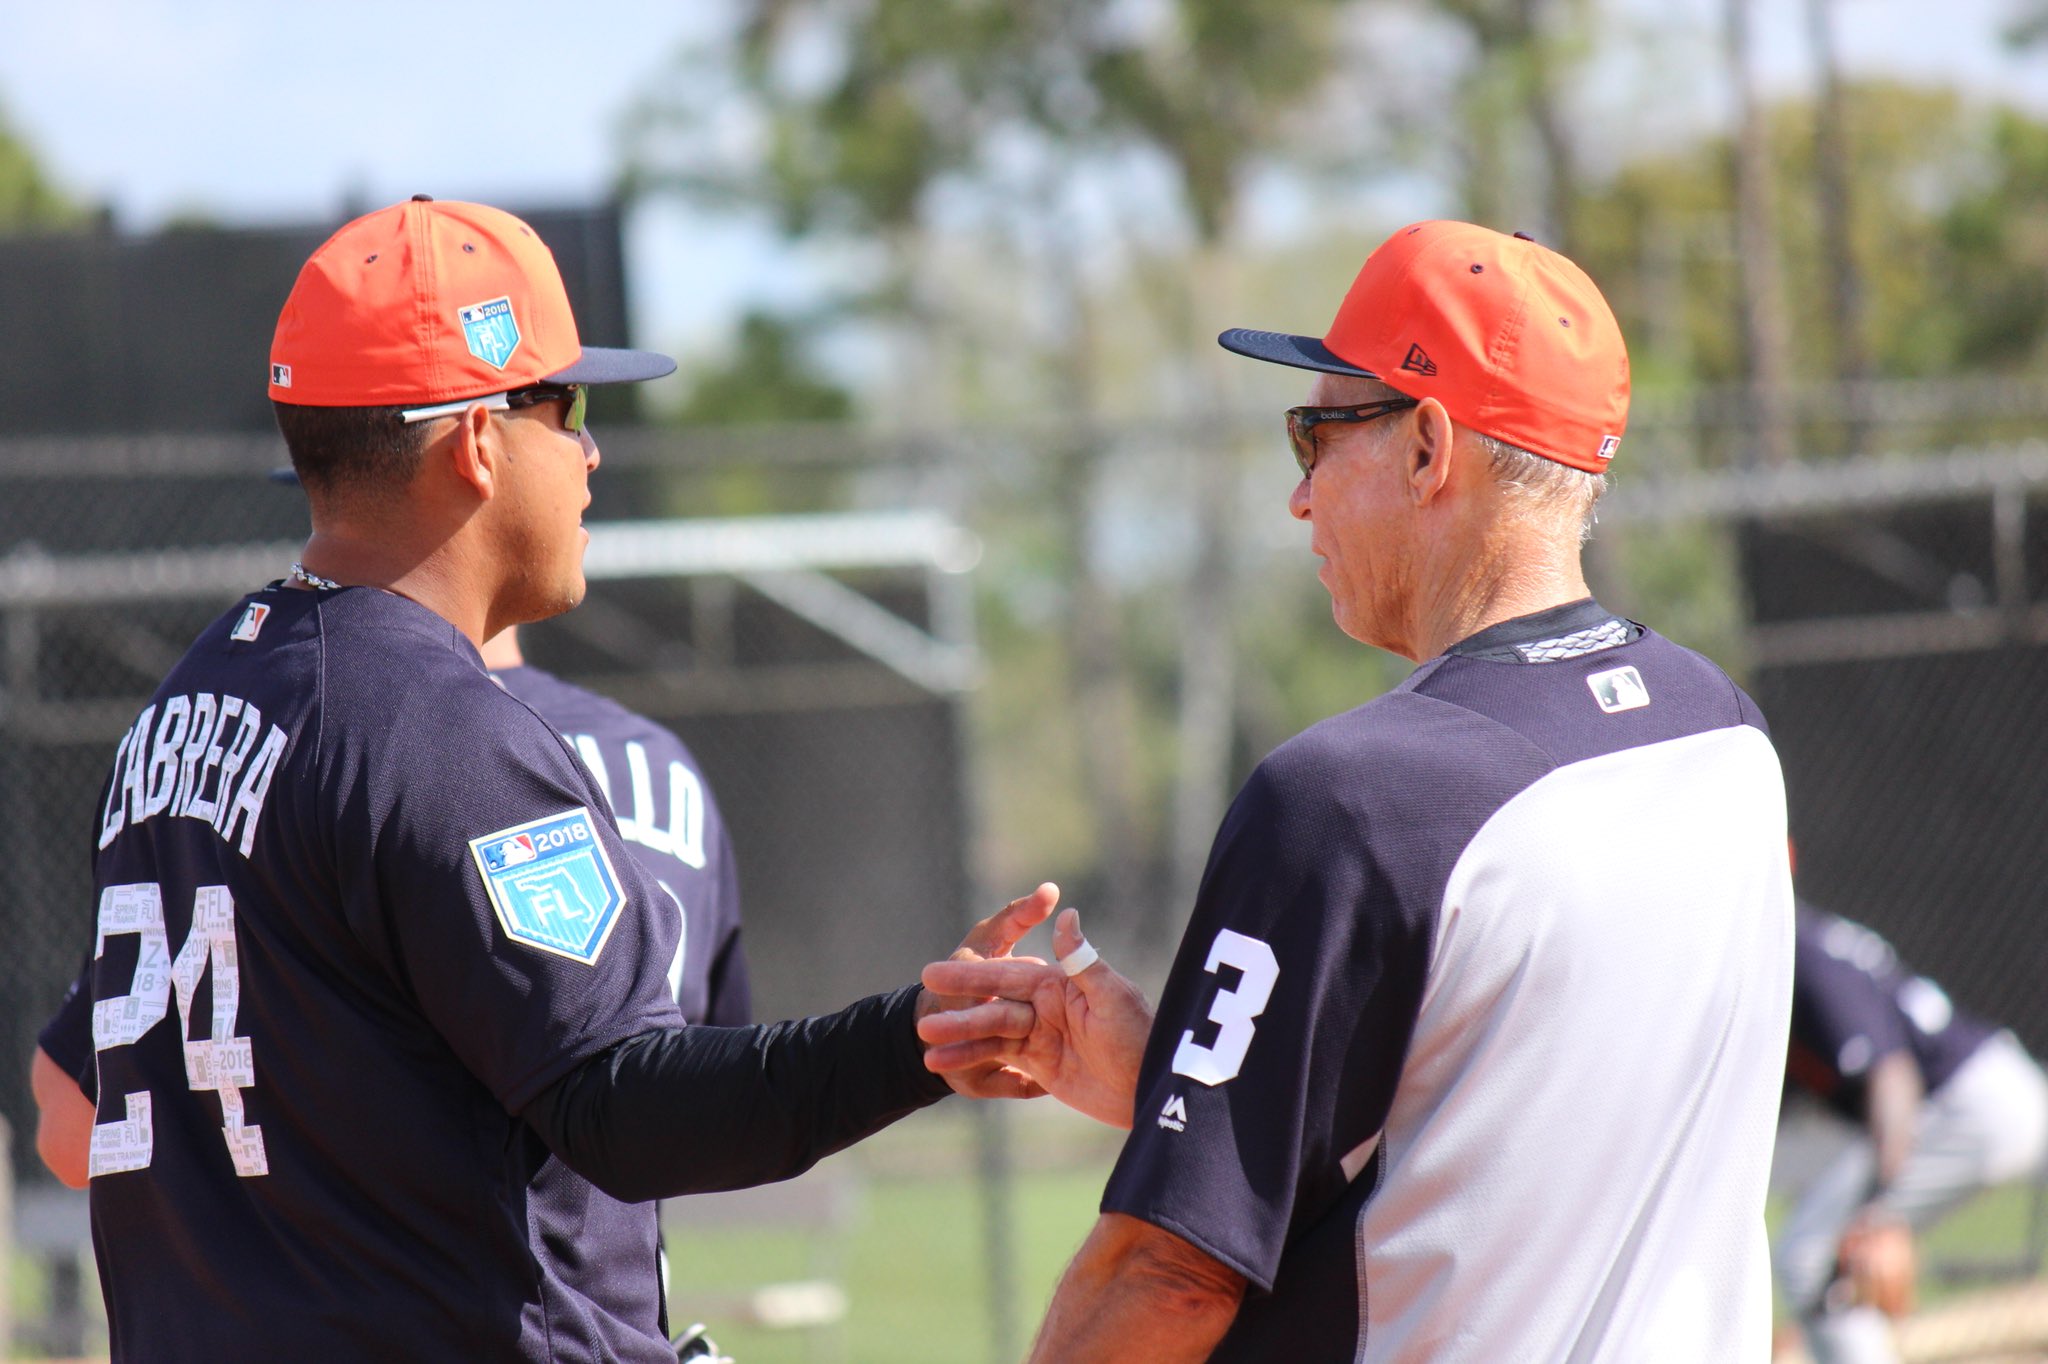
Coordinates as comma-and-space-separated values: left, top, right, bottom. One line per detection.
1400, 343, 1437, 377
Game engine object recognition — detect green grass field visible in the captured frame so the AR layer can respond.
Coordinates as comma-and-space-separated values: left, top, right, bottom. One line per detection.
7, 1104, 1121, 1364
11, 1104, 2043, 1363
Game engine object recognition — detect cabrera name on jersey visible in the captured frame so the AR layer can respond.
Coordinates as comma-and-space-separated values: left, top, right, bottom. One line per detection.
96, 691, 288, 857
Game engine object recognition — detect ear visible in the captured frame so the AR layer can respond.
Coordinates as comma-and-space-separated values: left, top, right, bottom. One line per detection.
443, 402, 500, 502
1405, 396, 1457, 506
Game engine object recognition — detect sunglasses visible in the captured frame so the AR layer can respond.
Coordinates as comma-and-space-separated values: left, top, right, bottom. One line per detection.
399, 383, 588, 433
1284, 396, 1419, 477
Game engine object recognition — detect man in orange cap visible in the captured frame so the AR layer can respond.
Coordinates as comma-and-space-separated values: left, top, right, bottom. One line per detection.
921, 221, 1795, 1361
66, 195, 1068, 1363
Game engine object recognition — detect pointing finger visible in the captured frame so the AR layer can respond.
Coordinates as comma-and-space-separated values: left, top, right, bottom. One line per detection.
956, 882, 1060, 961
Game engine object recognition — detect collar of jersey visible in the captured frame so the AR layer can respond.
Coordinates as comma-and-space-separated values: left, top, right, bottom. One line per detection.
1445, 597, 1621, 661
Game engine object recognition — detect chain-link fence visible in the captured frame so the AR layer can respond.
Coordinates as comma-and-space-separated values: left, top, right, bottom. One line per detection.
9, 402, 2048, 1358
1597, 441, 2048, 1060
14, 421, 2048, 1093
0, 434, 988, 1191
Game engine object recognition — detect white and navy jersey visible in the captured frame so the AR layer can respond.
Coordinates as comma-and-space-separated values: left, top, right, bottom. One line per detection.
83, 585, 686, 1363
1788, 901, 1994, 1122
493, 665, 749, 1028
1102, 599, 1794, 1363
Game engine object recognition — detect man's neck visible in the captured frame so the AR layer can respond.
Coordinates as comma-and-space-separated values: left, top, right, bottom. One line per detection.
296, 527, 491, 644
1408, 546, 1590, 663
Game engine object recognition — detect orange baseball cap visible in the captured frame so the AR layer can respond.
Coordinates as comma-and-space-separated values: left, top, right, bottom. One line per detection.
267, 196, 675, 407
1220, 221, 1629, 473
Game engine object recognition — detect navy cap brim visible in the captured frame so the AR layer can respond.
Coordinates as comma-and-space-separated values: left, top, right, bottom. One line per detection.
1217, 328, 1379, 378
547, 345, 678, 386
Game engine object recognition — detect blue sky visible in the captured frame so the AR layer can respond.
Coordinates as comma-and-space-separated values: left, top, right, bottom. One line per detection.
4, 0, 2044, 382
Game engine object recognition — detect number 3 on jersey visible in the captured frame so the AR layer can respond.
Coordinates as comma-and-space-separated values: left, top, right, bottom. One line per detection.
1171, 928, 1279, 1086
91, 882, 269, 1178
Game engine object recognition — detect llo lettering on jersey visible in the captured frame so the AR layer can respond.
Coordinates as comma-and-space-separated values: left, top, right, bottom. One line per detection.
469, 807, 627, 966
569, 733, 708, 868
98, 692, 289, 857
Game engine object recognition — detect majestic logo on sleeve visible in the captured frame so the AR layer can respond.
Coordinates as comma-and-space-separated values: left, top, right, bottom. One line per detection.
1157, 1094, 1188, 1132
1586, 664, 1651, 714
458, 296, 521, 369
469, 807, 627, 965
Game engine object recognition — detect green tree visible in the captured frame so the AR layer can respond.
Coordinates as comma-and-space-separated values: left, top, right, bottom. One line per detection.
0, 96, 78, 232
626, 0, 1369, 947
674, 310, 853, 425
1430, 0, 1597, 257
1577, 83, 2045, 394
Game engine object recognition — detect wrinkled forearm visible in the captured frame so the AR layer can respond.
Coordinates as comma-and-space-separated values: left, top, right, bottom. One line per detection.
1030, 1213, 1245, 1363
523, 985, 949, 1202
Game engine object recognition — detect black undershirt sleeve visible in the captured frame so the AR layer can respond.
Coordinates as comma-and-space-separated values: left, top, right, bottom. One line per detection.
521, 984, 952, 1203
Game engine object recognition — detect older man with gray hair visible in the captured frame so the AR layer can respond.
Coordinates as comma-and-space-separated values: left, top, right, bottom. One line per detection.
923, 220, 1795, 1362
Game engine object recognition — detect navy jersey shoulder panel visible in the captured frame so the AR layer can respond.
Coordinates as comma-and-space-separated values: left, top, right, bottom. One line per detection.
1406, 627, 1762, 769
306, 600, 684, 1109
492, 665, 750, 1026
493, 666, 677, 750
1103, 689, 1559, 1291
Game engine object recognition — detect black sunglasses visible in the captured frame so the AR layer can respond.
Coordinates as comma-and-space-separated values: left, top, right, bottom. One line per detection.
1284, 397, 1419, 477
399, 382, 588, 433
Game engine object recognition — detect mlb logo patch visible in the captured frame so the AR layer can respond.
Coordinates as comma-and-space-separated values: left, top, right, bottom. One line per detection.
230, 602, 270, 642
469, 807, 627, 964
458, 296, 521, 369
270, 363, 292, 388
1587, 664, 1651, 714
1597, 433, 1622, 462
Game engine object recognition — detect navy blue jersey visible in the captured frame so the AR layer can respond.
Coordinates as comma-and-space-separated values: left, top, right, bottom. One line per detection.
83, 585, 688, 1362
492, 665, 749, 1027
1102, 600, 1793, 1362
45, 669, 750, 1078
38, 967, 91, 1087
1787, 901, 1993, 1122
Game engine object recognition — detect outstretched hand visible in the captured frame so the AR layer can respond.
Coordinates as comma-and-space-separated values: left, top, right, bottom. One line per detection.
917, 884, 1062, 1100
919, 906, 1152, 1128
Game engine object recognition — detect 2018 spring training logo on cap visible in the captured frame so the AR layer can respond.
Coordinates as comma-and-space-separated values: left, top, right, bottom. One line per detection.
458, 295, 521, 369
469, 807, 626, 964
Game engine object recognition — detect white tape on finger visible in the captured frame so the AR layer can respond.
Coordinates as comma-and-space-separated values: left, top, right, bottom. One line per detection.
1058, 938, 1100, 977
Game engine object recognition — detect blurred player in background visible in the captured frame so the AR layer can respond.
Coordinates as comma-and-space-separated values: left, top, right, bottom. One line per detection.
48, 195, 1067, 1363
1777, 898, 2048, 1364
922, 221, 1795, 1361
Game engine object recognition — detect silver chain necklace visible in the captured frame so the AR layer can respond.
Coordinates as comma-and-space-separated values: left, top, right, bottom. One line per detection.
289, 563, 343, 591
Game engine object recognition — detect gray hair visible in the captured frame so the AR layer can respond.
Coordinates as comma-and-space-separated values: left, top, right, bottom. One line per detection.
1476, 433, 1608, 544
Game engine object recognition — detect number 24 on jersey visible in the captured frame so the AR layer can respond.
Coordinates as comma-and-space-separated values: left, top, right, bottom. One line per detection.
91, 882, 268, 1179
